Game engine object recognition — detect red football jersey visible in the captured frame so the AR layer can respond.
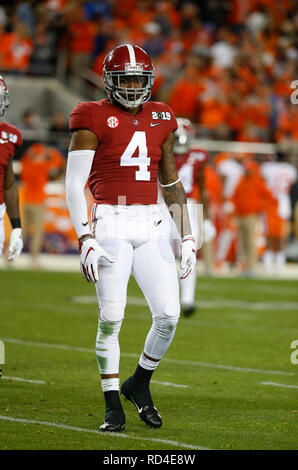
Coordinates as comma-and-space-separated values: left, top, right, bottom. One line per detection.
0, 121, 22, 204
69, 99, 177, 205
175, 148, 208, 199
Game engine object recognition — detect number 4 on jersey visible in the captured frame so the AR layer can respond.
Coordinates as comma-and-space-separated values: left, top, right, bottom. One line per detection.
120, 131, 151, 181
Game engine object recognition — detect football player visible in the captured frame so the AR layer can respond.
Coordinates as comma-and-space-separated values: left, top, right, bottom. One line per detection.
66, 44, 196, 432
261, 152, 297, 271
173, 118, 215, 316
0, 76, 23, 263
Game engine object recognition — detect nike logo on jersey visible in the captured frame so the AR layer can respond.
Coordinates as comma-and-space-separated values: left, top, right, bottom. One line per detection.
150, 122, 162, 127
154, 219, 162, 226
82, 221, 89, 226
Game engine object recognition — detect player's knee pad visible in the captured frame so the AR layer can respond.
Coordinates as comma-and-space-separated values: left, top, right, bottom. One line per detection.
96, 318, 122, 343
152, 294, 180, 319
98, 297, 126, 322
164, 297, 180, 318
151, 315, 179, 340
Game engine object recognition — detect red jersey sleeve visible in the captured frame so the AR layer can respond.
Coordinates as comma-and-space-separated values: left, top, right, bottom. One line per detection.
69, 101, 100, 139
166, 104, 178, 134
13, 126, 22, 147
161, 102, 178, 135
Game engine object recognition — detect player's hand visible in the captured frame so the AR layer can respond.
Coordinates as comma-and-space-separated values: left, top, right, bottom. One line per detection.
180, 236, 196, 279
79, 236, 113, 283
203, 219, 216, 243
8, 228, 23, 261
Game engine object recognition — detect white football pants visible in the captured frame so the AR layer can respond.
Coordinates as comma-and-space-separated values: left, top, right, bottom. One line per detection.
93, 204, 180, 377
0, 203, 6, 256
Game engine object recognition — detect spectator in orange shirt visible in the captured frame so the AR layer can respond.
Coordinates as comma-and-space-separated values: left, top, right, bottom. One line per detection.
231, 159, 277, 275
20, 143, 65, 268
168, 53, 205, 121
67, 4, 96, 90
275, 105, 298, 142
198, 87, 231, 138
1, 20, 33, 73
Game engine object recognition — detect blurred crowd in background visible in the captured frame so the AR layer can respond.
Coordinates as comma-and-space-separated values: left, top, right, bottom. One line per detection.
0, 0, 297, 274
0, 0, 298, 144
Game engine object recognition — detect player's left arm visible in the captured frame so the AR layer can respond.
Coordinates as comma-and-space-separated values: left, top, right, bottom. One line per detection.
4, 158, 23, 261
159, 132, 192, 237
198, 164, 209, 216
159, 132, 196, 279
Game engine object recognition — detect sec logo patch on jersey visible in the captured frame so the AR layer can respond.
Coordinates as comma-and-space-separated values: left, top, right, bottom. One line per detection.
107, 116, 119, 128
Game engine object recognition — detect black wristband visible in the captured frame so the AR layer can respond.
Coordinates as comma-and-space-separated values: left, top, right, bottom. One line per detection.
10, 217, 21, 229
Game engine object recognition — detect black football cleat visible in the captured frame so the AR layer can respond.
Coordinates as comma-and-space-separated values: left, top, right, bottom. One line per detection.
182, 304, 196, 318
100, 409, 126, 432
121, 377, 162, 428
0, 368, 2, 378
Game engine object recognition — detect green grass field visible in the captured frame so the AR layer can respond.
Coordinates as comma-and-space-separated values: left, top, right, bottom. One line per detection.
0, 269, 297, 450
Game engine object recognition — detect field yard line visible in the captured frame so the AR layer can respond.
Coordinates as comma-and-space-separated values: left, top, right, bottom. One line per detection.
197, 283, 298, 296
3, 337, 295, 376
261, 381, 298, 390
151, 380, 190, 389
1, 376, 46, 385
71, 295, 298, 312
2, 372, 189, 390
0, 415, 208, 450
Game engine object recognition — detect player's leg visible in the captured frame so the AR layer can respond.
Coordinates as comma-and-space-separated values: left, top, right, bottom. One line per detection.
180, 270, 196, 316
22, 204, 31, 244
30, 204, 45, 268
243, 215, 257, 276
0, 203, 6, 257
179, 199, 198, 316
263, 209, 279, 273
274, 219, 288, 271
94, 238, 133, 432
121, 239, 180, 428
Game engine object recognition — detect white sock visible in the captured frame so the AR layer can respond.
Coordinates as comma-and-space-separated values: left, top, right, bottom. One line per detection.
263, 250, 274, 271
275, 251, 285, 270
101, 377, 120, 392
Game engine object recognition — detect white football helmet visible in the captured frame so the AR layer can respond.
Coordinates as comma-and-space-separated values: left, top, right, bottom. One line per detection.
0, 76, 9, 117
174, 117, 194, 155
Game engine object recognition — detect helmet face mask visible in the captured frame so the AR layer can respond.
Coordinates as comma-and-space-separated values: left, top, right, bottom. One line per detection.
103, 44, 154, 109
0, 76, 9, 117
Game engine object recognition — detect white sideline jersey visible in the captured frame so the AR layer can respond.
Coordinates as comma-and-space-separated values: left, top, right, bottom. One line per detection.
217, 159, 244, 198
261, 161, 297, 219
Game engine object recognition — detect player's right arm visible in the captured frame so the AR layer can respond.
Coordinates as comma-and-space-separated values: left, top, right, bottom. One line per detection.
66, 129, 113, 283
67, 129, 98, 238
